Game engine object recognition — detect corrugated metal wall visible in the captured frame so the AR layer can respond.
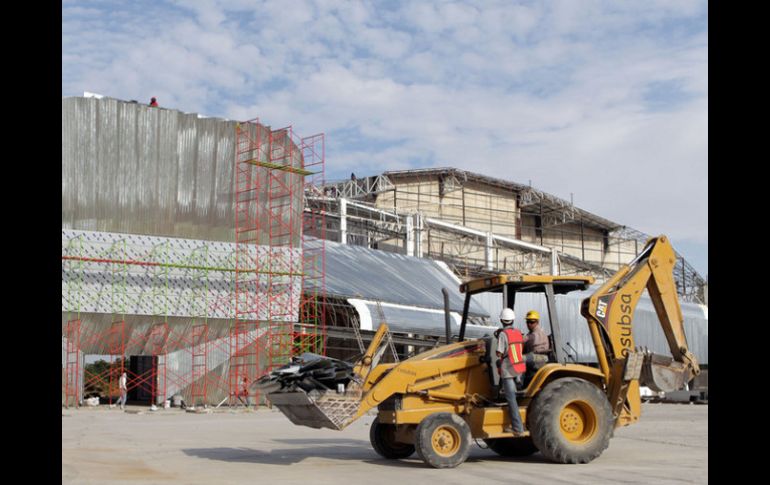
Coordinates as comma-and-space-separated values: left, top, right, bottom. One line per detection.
62, 96, 303, 245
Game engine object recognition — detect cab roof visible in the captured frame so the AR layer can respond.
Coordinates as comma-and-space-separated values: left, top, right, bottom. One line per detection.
460, 275, 595, 295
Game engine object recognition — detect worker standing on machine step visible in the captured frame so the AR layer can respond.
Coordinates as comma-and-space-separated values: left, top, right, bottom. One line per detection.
495, 308, 527, 436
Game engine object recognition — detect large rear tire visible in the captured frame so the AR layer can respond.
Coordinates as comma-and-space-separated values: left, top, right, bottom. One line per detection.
370, 417, 415, 459
528, 377, 613, 464
415, 413, 471, 468
483, 437, 538, 457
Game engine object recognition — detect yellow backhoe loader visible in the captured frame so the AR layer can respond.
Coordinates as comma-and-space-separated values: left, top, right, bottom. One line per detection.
267, 235, 700, 467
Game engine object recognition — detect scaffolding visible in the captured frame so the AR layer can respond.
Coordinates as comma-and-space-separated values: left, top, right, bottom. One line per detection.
62, 230, 239, 407
61, 117, 329, 408
62, 233, 85, 407
230, 118, 267, 406
189, 243, 229, 407
265, 126, 303, 372
190, 323, 208, 406
299, 132, 326, 356
146, 323, 170, 405
63, 319, 81, 407
79, 320, 125, 406
62, 97, 333, 407
78, 238, 129, 407
146, 241, 170, 405
229, 120, 324, 405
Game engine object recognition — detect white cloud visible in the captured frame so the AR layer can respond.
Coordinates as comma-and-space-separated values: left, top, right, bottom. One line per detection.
62, 0, 708, 270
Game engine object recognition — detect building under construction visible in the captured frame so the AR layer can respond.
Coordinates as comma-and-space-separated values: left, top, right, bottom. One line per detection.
62, 95, 326, 407
62, 96, 707, 408
313, 169, 706, 305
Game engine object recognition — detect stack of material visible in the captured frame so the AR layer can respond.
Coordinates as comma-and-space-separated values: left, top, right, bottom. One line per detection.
253, 353, 356, 394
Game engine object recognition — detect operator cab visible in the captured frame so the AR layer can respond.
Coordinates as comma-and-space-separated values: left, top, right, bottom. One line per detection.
458, 275, 595, 392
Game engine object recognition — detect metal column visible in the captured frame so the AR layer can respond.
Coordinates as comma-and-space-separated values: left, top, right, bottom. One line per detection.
406, 213, 414, 256
485, 232, 494, 270
339, 198, 347, 245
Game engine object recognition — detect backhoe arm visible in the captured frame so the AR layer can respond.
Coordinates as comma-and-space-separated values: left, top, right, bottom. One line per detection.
581, 235, 700, 424
646, 253, 701, 383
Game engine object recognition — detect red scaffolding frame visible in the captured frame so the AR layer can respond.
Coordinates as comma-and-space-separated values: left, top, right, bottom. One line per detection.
230, 120, 325, 405
162, 323, 196, 404
265, 126, 304, 372
230, 119, 266, 405
64, 319, 82, 407
80, 320, 126, 405
299, 133, 327, 355
115, 321, 168, 406
190, 323, 208, 407
139, 322, 170, 405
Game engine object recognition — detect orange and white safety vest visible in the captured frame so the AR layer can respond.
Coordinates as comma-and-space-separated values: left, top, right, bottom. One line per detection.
502, 328, 527, 375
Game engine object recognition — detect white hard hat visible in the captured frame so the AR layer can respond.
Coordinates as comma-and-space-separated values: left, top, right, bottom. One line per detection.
499, 308, 515, 324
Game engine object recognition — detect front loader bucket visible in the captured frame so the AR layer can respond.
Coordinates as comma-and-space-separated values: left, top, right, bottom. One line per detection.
267, 388, 363, 431
264, 325, 390, 431
640, 353, 690, 393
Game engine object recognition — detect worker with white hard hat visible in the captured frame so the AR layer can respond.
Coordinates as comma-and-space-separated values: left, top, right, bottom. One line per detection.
494, 308, 527, 436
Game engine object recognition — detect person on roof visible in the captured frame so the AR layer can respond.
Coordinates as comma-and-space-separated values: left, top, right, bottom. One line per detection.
149, 97, 158, 107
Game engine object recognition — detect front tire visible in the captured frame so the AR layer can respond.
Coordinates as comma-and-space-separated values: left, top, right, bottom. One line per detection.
528, 377, 613, 464
370, 417, 415, 459
414, 413, 471, 468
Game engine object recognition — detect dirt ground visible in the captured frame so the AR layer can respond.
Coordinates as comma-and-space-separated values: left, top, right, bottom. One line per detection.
62, 402, 707, 484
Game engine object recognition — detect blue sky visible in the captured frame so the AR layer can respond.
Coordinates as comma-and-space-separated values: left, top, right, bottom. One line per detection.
62, 0, 707, 277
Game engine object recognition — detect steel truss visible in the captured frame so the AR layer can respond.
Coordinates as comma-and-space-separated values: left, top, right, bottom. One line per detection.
311, 170, 706, 303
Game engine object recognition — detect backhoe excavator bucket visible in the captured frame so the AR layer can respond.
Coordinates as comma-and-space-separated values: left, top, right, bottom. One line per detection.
267, 388, 363, 431
640, 352, 690, 393
266, 324, 390, 431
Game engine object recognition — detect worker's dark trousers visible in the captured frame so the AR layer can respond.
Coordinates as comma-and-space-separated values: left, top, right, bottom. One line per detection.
501, 377, 524, 433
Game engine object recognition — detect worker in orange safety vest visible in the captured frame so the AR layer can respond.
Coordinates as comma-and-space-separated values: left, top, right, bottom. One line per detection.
495, 308, 527, 436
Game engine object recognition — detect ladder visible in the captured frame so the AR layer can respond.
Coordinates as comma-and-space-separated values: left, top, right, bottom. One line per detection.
351, 318, 366, 354
375, 301, 399, 363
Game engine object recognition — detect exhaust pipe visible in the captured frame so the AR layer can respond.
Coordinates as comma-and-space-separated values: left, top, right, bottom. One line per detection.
442, 287, 452, 344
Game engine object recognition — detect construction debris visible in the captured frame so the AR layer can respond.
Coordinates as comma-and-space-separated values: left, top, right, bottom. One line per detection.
253, 353, 356, 394
186, 407, 212, 414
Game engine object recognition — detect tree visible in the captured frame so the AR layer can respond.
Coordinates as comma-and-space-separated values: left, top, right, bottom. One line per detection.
83, 358, 126, 398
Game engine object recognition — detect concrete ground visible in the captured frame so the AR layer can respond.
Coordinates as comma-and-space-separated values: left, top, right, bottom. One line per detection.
62, 402, 707, 484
